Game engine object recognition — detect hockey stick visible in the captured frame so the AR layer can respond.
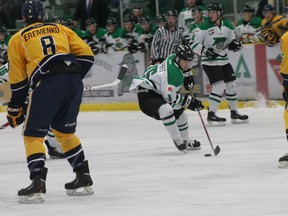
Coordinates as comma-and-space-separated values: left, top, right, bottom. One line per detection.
238, 16, 286, 42
202, 46, 227, 58
83, 64, 128, 91
0, 101, 8, 106
197, 110, 220, 156
0, 121, 9, 130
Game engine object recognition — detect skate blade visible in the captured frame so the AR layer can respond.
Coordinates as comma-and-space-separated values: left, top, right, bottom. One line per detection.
66, 186, 94, 196
207, 121, 226, 127
231, 119, 249, 124
186, 146, 201, 151
18, 193, 45, 204
278, 161, 288, 168
178, 149, 188, 154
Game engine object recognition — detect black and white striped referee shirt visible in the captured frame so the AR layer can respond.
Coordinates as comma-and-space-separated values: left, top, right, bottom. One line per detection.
151, 26, 184, 63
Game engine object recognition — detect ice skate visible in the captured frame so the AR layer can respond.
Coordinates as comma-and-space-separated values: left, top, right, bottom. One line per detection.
18, 167, 47, 204
185, 140, 201, 151
279, 153, 288, 168
173, 140, 188, 154
45, 140, 65, 159
65, 160, 94, 196
230, 110, 249, 124
207, 111, 226, 127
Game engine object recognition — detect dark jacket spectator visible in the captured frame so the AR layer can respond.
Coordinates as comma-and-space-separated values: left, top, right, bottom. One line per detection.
73, 0, 110, 30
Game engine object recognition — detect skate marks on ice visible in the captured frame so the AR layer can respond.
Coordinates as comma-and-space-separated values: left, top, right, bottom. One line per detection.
1, 108, 288, 215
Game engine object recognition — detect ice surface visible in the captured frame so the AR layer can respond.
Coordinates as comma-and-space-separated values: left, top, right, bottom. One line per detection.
1, 107, 288, 216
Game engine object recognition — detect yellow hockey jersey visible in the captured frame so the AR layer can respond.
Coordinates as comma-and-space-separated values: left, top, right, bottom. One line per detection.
8, 22, 94, 104
261, 15, 287, 45
280, 32, 288, 78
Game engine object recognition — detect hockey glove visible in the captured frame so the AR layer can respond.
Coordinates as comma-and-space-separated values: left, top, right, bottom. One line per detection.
128, 40, 139, 53
228, 39, 242, 52
7, 103, 26, 128
183, 75, 195, 90
203, 47, 218, 59
182, 94, 204, 111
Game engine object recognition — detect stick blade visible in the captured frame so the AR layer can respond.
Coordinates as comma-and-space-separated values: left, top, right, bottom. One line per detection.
0, 122, 10, 130
214, 145, 221, 156
117, 64, 128, 80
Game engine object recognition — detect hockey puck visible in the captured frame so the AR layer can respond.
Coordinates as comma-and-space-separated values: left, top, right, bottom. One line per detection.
204, 154, 212, 157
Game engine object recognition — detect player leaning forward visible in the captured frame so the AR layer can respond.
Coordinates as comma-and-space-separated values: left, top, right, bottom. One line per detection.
191, 2, 248, 126
7, 0, 94, 203
129, 45, 204, 152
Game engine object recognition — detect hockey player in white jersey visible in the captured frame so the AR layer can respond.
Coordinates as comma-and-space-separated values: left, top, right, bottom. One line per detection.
130, 45, 204, 153
235, 4, 263, 43
191, 1, 248, 126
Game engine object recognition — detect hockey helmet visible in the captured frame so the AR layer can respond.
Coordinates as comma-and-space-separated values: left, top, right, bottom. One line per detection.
175, 45, 194, 61
123, 15, 135, 23
157, 14, 166, 23
0, 26, 7, 35
263, 4, 275, 14
51, 16, 63, 24
64, 19, 74, 28
166, 10, 178, 17
22, 0, 46, 23
207, 2, 223, 16
241, 4, 255, 14
86, 18, 96, 27
140, 15, 150, 24
106, 17, 117, 25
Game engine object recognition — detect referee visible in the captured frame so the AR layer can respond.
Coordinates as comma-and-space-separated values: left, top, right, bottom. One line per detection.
151, 10, 184, 64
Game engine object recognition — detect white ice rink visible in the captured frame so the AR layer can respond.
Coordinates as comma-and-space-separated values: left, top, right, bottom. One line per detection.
1, 106, 288, 216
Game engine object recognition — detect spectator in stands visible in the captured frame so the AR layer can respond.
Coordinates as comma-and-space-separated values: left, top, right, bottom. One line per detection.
73, 0, 110, 30
261, 4, 287, 47
156, 14, 166, 28
82, 18, 107, 55
103, 17, 126, 51
130, 6, 144, 24
235, 4, 263, 43
0, 26, 10, 65
151, 10, 184, 64
178, 0, 207, 33
0, 0, 25, 29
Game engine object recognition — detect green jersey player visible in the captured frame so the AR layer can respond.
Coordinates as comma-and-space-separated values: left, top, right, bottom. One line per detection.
130, 45, 204, 153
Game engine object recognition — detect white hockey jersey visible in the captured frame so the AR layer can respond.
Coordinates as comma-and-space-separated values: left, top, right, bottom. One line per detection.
235, 16, 263, 43
129, 54, 185, 109
191, 19, 236, 66
178, 6, 208, 34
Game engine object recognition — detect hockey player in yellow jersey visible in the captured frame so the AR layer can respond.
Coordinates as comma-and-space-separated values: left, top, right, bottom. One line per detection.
7, 0, 95, 203
279, 31, 288, 168
261, 4, 287, 47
